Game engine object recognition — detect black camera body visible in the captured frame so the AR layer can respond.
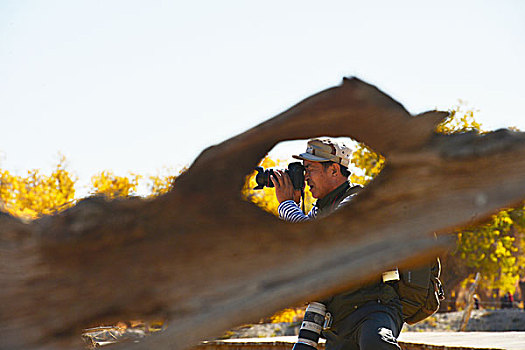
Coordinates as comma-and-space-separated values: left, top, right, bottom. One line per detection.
253, 162, 305, 190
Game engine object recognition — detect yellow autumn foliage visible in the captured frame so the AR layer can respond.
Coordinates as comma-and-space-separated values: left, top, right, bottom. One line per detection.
350, 143, 385, 186
146, 167, 186, 198
0, 160, 187, 221
90, 171, 141, 199
269, 307, 305, 323
0, 155, 76, 220
436, 101, 483, 134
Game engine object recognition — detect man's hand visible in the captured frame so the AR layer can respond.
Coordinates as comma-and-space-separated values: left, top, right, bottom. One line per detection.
271, 170, 301, 204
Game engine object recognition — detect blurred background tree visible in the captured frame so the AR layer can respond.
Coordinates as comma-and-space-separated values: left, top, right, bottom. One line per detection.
90, 171, 141, 199
0, 155, 76, 220
437, 104, 524, 308
147, 169, 179, 198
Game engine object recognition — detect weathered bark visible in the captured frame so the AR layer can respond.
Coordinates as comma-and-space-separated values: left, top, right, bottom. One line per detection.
1, 78, 525, 350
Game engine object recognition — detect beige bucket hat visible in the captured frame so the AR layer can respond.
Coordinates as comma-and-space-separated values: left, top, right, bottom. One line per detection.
293, 139, 351, 167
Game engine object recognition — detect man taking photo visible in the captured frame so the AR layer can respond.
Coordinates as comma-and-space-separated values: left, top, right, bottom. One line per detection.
271, 138, 403, 350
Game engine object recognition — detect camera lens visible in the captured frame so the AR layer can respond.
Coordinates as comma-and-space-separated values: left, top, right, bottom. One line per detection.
293, 302, 327, 350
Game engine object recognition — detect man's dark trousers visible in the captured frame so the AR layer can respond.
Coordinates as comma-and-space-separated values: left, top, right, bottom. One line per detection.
324, 302, 403, 350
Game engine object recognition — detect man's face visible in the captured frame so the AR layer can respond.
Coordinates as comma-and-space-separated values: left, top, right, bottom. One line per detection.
303, 160, 334, 199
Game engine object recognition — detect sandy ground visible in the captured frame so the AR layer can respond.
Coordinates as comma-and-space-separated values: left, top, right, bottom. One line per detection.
404, 309, 525, 332
82, 309, 525, 348
224, 309, 525, 338
217, 333, 525, 350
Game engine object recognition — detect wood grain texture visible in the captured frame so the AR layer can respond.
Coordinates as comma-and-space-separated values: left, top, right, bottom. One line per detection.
1, 78, 524, 350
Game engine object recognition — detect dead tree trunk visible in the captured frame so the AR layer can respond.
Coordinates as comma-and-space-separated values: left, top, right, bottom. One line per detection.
1, 77, 525, 350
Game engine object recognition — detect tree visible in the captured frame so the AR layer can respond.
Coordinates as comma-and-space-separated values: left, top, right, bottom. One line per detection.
1, 78, 525, 350
349, 101, 525, 304
147, 168, 183, 198
449, 203, 525, 297
91, 171, 141, 199
438, 104, 525, 301
0, 155, 76, 219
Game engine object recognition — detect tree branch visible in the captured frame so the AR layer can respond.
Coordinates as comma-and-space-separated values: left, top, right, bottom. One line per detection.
1, 78, 524, 350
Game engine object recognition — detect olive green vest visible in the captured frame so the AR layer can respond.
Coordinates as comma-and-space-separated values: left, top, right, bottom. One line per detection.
316, 182, 402, 327
316, 181, 361, 217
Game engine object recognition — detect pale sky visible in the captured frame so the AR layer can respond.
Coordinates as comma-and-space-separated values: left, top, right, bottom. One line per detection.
1, 1, 524, 195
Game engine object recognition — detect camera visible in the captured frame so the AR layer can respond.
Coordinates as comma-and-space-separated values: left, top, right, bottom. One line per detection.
253, 162, 305, 190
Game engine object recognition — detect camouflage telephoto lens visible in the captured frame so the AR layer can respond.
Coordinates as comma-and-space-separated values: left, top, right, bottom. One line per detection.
292, 302, 327, 350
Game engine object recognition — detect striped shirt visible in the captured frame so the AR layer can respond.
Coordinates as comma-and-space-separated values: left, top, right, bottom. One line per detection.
277, 193, 355, 223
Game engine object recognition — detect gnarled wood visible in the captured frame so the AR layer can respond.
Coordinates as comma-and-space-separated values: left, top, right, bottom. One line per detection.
1, 78, 525, 350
